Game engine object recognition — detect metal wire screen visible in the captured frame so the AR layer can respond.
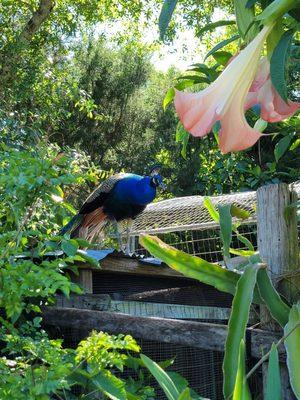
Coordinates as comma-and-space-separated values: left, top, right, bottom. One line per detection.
92, 271, 233, 308
133, 223, 257, 262
47, 325, 261, 400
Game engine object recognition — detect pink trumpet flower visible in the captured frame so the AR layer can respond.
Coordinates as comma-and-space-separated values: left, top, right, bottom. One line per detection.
174, 25, 275, 154
245, 57, 300, 122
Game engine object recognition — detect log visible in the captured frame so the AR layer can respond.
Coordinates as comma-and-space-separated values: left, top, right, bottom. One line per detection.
43, 307, 283, 360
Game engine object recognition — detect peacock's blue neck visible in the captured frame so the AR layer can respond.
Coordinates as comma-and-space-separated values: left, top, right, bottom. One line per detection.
112, 175, 156, 206
133, 177, 156, 205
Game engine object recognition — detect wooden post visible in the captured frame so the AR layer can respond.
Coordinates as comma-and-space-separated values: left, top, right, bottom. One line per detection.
257, 183, 299, 400
73, 269, 93, 293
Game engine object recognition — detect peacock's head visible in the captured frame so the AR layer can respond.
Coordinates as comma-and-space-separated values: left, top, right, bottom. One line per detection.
149, 165, 166, 191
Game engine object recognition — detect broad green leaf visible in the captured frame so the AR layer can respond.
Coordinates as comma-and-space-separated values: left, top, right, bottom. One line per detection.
284, 302, 300, 399
233, 340, 252, 400
265, 344, 281, 400
139, 235, 264, 304
274, 135, 292, 162
270, 30, 294, 103
253, 118, 268, 132
197, 20, 236, 36
223, 264, 261, 398
212, 51, 233, 66
203, 197, 219, 222
175, 79, 195, 90
218, 204, 232, 259
178, 388, 191, 400
62, 239, 78, 256
140, 354, 179, 400
92, 370, 127, 400
257, 268, 290, 327
163, 87, 175, 110
256, 0, 299, 25
158, 0, 178, 40
231, 205, 251, 220
140, 234, 263, 304
204, 35, 239, 61
234, 0, 257, 41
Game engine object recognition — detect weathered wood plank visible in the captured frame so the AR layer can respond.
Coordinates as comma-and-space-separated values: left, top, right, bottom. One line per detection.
72, 269, 93, 293
77, 255, 188, 279
43, 307, 283, 360
56, 294, 257, 322
257, 183, 299, 400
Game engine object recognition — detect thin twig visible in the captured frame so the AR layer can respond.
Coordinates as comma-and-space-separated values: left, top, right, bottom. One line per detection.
246, 320, 300, 381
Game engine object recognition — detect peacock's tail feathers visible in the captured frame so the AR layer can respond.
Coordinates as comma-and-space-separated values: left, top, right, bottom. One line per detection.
80, 208, 108, 242
59, 214, 83, 236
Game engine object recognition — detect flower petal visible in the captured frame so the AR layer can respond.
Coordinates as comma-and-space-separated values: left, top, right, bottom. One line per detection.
174, 89, 219, 137
219, 104, 261, 154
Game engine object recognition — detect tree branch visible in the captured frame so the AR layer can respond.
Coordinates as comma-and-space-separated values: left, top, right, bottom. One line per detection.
19, 0, 55, 45
1, 0, 55, 81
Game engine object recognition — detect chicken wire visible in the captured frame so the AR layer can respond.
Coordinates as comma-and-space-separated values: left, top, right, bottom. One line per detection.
130, 181, 300, 260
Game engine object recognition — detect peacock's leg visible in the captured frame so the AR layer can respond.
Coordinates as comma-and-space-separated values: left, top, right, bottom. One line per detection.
112, 219, 123, 251
125, 220, 133, 256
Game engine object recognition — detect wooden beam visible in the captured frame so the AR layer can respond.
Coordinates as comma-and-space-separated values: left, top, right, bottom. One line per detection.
43, 307, 283, 360
55, 294, 251, 321
78, 255, 188, 279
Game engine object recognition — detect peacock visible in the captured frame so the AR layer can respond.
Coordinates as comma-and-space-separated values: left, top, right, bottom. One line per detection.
60, 166, 165, 252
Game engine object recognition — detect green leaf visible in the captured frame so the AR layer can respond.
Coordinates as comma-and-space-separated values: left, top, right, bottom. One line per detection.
265, 344, 281, 400
256, 268, 290, 327
234, 0, 257, 41
158, 0, 178, 40
62, 239, 78, 256
231, 205, 251, 220
76, 249, 100, 268
223, 264, 261, 398
284, 302, 300, 399
175, 80, 195, 90
140, 354, 180, 400
274, 135, 293, 162
62, 202, 77, 215
140, 235, 263, 304
290, 138, 300, 151
176, 123, 190, 159
218, 204, 232, 259
270, 30, 294, 103
256, 0, 299, 25
92, 370, 127, 400
204, 35, 239, 61
203, 197, 219, 222
233, 340, 252, 400
140, 235, 242, 297
197, 20, 236, 36
236, 233, 254, 251
177, 75, 210, 84
212, 51, 233, 66
178, 388, 191, 400
163, 87, 175, 110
